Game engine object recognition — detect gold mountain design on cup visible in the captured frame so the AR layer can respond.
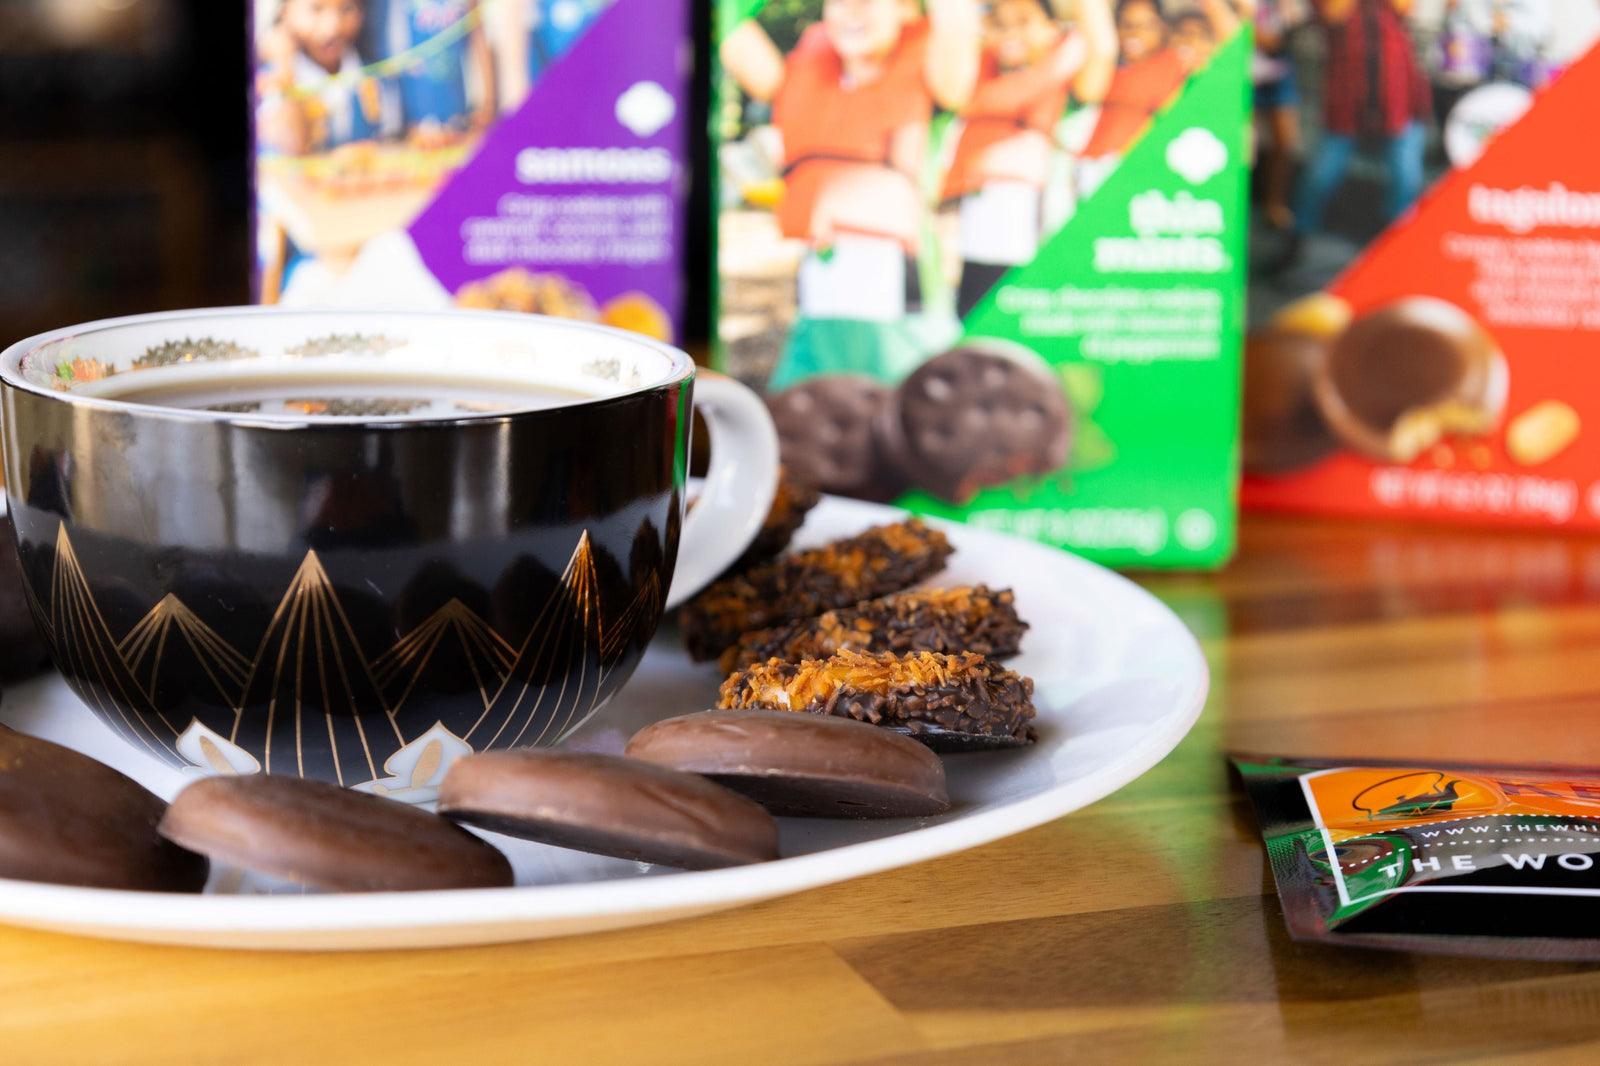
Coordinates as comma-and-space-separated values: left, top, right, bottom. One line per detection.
281, 332, 404, 358
237, 550, 397, 783
29, 333, 409, 392
370, 598, 516, 715
599, 569, 661, 685
464, 531, 605, 752
49, 526, 187, 765
38, 524, 661, 789
119, 594, 251, 710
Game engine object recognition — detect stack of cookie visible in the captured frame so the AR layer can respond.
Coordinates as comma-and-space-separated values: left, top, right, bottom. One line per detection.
680, 515, 1039, 752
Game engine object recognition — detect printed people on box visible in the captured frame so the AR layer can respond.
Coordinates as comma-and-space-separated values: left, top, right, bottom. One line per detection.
528, 0, 609, 80
721, 0, 985, 388
255, 0, 407, 302
941, 0, 1116, 318
1078, 0, 1235, 194
1248, 0, 1580, 286
255, 0, 612, 164
1171, 9, 1217, 65
257, 0, 401, 155
381, 0, 498, 143
478, 0, 616, 120
1079, 0, 1185, 168
1442, 0, 1552, 86
718, 0, 1246, 391
1252, 0, 1301, 231
1172, 0, 1240, 68
1271, 0, 1431, 271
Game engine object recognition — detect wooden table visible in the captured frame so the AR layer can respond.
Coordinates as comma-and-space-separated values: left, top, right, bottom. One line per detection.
7, 514, 1600, 1063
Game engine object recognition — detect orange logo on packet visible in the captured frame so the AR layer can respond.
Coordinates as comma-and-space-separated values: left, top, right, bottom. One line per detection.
1304, 767, 1600, 845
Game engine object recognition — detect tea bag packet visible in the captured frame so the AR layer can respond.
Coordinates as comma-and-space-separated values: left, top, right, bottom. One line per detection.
1234, 755, 1600, 959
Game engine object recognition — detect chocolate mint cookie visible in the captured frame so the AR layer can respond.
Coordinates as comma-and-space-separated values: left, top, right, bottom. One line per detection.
0, 726, 208, 891
160, 774, 512, 892
626, 709, 950, 818
880, 342, 1071, 505
438, 750, 780, 869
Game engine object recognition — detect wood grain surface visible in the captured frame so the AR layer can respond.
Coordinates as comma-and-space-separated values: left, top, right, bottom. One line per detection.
7, 514, 1600, 1064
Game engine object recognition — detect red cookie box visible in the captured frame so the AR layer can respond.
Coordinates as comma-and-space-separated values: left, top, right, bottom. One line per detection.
1242, 9, 1600, 531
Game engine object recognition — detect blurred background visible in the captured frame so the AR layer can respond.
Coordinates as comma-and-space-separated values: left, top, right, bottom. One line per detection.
0, 0, 714, 347
0, 0, 250, 341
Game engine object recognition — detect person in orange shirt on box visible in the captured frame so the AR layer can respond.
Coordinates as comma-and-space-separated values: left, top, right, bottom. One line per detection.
941, 0, 1116, 317
722, 0, 982, 389
1079, 0, 1238, 194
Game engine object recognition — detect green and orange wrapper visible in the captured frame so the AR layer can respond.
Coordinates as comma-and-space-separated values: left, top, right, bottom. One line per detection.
1234, 754, 1600, 958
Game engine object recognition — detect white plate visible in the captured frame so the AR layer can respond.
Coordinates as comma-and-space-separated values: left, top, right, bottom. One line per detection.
0, 497, 1206, 950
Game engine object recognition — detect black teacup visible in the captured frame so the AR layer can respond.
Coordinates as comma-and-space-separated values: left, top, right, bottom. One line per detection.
0, 308, 777, 799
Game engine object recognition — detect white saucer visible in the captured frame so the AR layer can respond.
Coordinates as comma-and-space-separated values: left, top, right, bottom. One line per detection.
0, 496, 1206, 950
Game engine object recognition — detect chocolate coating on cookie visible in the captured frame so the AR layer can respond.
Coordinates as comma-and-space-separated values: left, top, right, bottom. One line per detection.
626, 709, 950, 818
721, 584, 1026, 674
159, 774, 512, 892
1314, 298, 1507, 463
1242, 329, 1340, 475
0, 726, 207, 891
880, 342, 1071, 504
438, 750, 780, 869
680, 519, 955, 662
767, 377, 906, 502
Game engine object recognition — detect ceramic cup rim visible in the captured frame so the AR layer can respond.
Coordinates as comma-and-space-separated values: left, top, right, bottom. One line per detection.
0, 305, 697, 430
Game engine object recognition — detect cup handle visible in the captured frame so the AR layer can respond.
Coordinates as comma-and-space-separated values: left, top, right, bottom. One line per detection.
665, 371, 780, 610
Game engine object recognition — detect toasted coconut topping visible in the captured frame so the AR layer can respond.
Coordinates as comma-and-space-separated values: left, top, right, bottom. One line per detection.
720, 584, 1026, 673
681, 520, 954, 661
718, 649, 1036, 748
